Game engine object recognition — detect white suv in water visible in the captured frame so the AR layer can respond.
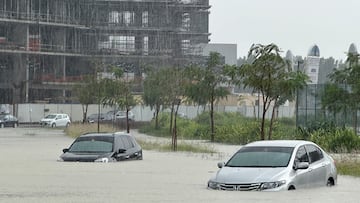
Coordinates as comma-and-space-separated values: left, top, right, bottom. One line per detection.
40, 113, 71, 128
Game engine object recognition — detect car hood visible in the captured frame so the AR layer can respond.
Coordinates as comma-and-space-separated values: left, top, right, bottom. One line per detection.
214, 166, 289, 183
60, 152, 113, 162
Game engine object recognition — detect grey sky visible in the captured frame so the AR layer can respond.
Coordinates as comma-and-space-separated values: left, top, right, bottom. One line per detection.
209, 0, 360, 61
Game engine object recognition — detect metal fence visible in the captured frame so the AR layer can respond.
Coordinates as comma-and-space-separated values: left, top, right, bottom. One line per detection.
296, 84, 360, 129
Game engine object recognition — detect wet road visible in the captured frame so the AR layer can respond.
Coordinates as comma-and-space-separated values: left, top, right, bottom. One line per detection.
0, 128, 359, 203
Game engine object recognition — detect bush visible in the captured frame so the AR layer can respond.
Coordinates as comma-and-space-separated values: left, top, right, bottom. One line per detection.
310, 128, 360, 153
215, 122, 259, 144
64, 122, 121, 138
139, 111, 360, 153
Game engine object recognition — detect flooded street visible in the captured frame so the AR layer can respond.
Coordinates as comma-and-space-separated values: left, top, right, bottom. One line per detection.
0, 128, 359, 203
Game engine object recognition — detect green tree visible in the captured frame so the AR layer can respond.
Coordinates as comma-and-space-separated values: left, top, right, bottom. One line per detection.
143, 67, 171, 129
320, 83, 349, 125
328, 52, 360, 133
185, 52, 230, 142
102, 67, 137, 133
167, 67, 186, 151
73, 75, 98, 123
231, 43, 308, 140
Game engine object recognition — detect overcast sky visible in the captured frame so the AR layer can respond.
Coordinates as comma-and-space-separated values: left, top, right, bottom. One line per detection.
209, 0, 360, 61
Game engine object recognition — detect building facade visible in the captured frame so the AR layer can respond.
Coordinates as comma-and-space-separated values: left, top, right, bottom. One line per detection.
0, 0, 210, 104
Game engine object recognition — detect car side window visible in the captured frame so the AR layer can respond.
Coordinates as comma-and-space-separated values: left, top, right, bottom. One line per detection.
295, 146, 309, 163
116, 136, 126, 150
121, 136, 133, 149
126, 136, 135, 148
306, 145, 324, 164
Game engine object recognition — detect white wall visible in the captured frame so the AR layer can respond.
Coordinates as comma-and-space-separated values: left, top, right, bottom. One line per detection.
5, 103, 295, 123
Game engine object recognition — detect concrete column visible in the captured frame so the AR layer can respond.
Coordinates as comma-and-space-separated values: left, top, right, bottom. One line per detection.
62, 56, 66, 101
11, 53, 27, 104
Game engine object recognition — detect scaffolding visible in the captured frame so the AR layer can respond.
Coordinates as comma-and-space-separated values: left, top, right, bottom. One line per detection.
0, 0, 210, 103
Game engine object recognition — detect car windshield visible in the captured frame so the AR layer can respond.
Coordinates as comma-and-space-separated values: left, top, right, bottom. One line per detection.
0, 115, 6, 120
226, 146, 294, 167
45, 114, 56, 119
69, 136, 114, 153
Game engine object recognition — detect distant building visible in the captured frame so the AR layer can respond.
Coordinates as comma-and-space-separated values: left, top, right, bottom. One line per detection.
200, 43, 237, 65
348, 43, 358, 55
304, 45, 321, 84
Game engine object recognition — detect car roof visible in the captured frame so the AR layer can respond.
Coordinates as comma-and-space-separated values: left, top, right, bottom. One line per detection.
79, 132, 132, 138
245, 140, 314, 148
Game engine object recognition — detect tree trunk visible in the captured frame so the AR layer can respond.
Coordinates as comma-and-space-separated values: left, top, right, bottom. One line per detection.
126, 109, 130, 133
172, 104, 180, 151
84, 104, 88, 123
353, 110, 358, 135
170, 103, 174, 134
260, 101, 267, 140
268, 101, 278, 140
210, 93, 215, 142
81, 104, 86, 123
155, 107, 160, 129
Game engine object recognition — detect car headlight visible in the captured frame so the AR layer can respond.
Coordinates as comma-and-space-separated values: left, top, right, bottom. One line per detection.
208, 180, 220, 189
259, 180, 286, 190
94, 157, 109, 163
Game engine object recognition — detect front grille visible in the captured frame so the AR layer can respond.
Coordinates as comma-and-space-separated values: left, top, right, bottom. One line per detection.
219, 183, 261, 191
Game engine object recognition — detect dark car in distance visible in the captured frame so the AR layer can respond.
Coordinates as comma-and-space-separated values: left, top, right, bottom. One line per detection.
87, 113, 108, 123
59, 132, 143, 162
0, 114, 18, 128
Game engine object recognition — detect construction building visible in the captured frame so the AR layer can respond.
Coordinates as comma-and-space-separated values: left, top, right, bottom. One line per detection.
0, 0, 210, 104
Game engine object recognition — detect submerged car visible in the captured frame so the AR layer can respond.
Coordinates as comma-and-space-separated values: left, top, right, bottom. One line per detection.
0, 114, 18, 128
59, 132, 143, 162
207, 140, 337, 191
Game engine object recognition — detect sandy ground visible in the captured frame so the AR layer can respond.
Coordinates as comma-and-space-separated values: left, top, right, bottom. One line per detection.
0, 128, 360, 203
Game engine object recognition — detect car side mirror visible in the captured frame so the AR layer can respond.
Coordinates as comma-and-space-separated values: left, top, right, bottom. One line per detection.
293, 162, 309, 170
63, 148, 69, 153
118, 149, 127, 153
217, 162, 225, 168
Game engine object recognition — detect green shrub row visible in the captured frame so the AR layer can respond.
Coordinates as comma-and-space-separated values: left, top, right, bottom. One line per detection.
140, 112, 360, 153
309, 128, 360, 153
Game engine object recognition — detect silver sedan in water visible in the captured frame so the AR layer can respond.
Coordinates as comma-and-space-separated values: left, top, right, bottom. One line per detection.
208, 140, 337, 191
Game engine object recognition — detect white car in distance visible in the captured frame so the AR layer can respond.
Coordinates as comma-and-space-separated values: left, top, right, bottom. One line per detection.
40, 113, 71, 128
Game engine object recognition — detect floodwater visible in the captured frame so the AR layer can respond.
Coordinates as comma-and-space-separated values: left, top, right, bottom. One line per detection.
0, 128, 359, 203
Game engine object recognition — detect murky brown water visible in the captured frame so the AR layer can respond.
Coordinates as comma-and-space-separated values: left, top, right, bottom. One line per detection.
0, 128, 359, 203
